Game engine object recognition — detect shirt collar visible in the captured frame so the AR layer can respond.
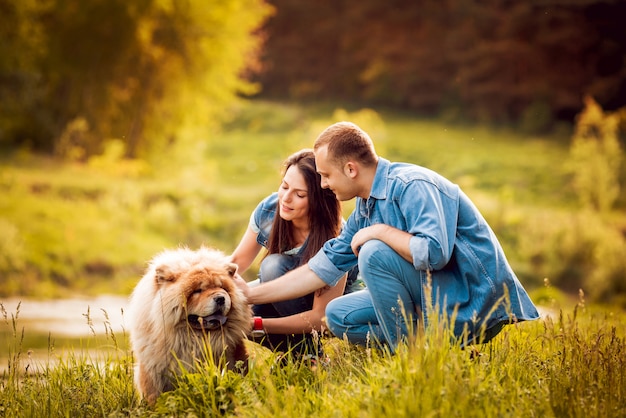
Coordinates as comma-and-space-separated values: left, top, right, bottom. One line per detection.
369, 157, 390, 200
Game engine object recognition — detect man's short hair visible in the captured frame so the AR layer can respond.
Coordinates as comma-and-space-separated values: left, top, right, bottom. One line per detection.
313, 122, 377, 167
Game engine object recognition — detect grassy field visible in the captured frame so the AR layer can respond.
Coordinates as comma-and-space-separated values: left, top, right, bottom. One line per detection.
1, 293, 624, 417
1, 100, 625, 416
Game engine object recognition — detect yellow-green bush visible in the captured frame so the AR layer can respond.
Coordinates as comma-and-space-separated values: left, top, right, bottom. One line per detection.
514, 209, 626, 303
566, 96, 623, 212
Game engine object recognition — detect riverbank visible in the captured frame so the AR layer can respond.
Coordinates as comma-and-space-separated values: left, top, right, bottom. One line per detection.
1, 296, 130, 375
1, 295, 129, 337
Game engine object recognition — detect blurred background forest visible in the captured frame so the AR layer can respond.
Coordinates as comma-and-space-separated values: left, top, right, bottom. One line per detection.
1, 0, 625, 305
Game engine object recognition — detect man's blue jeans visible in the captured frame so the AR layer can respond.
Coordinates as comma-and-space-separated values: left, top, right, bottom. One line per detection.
325, 240, 422, 352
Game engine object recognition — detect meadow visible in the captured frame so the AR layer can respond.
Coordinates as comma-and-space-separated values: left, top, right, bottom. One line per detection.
1, 100, 625, 416
1, 290, 624, 417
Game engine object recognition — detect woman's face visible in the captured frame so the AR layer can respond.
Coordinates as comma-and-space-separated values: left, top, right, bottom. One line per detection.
277, 165, 309, 223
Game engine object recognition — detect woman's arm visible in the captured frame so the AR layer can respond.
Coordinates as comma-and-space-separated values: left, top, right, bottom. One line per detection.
229, 226, 262, 275
257, 274, 348, 334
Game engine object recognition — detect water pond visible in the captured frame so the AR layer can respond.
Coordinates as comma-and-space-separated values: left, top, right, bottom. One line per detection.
1, 295, 129, 374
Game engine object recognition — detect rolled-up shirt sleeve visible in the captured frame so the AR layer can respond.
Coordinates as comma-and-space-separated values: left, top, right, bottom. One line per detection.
399, 180, 459, 271
249, 210, 260, 233
308, 214, 359, 286
409, 235, 431, 270
308, 249, 346, 286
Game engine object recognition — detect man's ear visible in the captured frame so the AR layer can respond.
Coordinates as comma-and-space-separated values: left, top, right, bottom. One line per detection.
344, 161, 358, 179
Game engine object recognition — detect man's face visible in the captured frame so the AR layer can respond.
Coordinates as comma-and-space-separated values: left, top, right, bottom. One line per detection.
315, 145, 356, 201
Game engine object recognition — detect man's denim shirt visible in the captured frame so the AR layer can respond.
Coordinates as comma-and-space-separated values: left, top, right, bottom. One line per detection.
309, 157, 539, 335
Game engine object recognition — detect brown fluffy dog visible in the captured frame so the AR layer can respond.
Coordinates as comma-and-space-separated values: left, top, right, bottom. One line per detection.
128, 246, 251, 405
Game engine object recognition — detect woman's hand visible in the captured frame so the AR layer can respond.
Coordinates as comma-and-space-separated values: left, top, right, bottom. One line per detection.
233, 272, 251, 302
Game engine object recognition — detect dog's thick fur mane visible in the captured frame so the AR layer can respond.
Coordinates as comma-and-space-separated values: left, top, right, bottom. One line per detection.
128, 246, 250, 404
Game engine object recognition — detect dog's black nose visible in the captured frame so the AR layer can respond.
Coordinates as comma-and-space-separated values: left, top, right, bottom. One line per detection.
214, 296, 225, 306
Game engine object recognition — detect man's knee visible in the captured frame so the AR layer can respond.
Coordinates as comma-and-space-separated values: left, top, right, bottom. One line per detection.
325, 297, 341, 323
324, 298, 344, 336
358, 240, 398, 272
360, 239, 387, 255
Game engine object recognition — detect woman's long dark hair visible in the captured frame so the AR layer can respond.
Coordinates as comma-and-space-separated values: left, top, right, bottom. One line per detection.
267, 149, 342, 264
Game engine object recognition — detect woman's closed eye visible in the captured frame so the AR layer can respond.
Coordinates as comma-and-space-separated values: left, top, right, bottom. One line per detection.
281, 183, 307, 199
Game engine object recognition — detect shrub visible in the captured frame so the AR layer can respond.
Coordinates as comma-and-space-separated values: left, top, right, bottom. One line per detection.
514, 209, 626, 302
566, 96, 623, 212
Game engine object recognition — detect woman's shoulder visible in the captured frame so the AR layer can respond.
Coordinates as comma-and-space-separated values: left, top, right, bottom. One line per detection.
253, 192, 279, 215
252, 192, 278, 234
257, 192, 279, 209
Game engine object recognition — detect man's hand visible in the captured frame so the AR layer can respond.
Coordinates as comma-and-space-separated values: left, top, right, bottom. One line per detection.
351, 224, 385, 255
351, 224, 414, 263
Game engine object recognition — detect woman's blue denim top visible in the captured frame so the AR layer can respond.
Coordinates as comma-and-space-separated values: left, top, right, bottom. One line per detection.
251, 193, 360, 291
308, 157, 539, 337
250, 193, 284, 251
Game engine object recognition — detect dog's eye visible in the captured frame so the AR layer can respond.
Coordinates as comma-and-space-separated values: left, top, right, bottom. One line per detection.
192, 288, 203, 295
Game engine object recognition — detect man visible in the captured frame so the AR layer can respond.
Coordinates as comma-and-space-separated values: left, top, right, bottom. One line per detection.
236, 121, 539, 352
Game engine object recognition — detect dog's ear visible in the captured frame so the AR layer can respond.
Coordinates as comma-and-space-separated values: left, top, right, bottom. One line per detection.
226, 263, 238, 277
155, 266, 176, 283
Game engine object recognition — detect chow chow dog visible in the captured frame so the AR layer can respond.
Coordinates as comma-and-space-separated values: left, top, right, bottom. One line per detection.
128, 246, 251, 404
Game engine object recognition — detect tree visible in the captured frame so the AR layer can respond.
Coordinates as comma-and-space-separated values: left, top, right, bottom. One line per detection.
0, 0, 273, 158
255, 0, 626, 127
0, 0, 49, 150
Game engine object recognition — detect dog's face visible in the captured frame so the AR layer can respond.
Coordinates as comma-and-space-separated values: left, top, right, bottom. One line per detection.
150, 248, 247, 332
177, 263, 237, 331
130, 246, 251, 405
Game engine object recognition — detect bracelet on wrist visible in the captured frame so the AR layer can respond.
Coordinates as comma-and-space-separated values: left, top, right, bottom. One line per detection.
251, 316, 265, 337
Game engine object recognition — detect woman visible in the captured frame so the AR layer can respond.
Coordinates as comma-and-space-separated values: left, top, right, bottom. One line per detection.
230, 149, 359, 355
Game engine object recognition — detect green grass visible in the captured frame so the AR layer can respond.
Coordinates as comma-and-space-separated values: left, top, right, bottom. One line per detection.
1, 294, 624, 417
1, 99, 625, 414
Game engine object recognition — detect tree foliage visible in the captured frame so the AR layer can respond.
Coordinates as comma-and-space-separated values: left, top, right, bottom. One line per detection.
0, 0, 272, 157
566, 96, 623, 212
255, 0, 626, 128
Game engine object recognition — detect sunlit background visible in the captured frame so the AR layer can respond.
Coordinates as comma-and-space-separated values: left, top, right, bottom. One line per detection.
1, 0, 625, 344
